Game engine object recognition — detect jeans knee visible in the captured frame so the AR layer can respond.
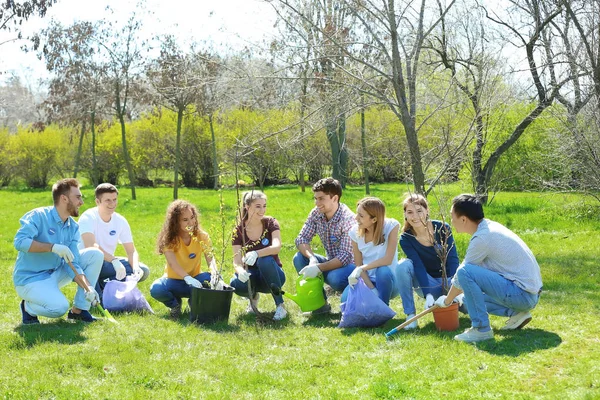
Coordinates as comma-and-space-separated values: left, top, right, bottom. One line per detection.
46, 299, 70, 318
149, 279, 165, 299
376, 266, 393, 282
256, 256, 276, 270
292, 252, 307, 272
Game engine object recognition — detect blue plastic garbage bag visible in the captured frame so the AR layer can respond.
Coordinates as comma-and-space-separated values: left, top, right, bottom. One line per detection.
103, 276, 154, 313
338, 278, 396, 328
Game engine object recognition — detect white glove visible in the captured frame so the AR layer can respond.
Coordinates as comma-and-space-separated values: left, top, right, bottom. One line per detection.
183, 275, 202, 288
299, 264, 321, 279
111, 259, 127, 281
85, 288, 100, 306
425, 293, 435, 309
348, 266, 363, 287
434, 295, 450, 308
242, 251, 258, 266
455, 293, 464, 307
51, 244, 74, 262
308, 255, 319, 266
237, 269, 251, 283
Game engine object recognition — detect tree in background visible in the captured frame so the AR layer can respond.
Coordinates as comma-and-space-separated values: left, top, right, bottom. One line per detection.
1, 0, 56, 45
147, 36, 208, 199
38, 20, 108, 185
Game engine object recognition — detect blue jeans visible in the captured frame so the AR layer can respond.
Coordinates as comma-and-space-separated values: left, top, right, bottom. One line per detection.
149, 272, 211, 309
96, 258, 150, 295
456, 263, 540, 330
395, 258, 452, 315
292, 252, 355, 296
340, 265, 396, 305
15, 248, 104, 317
230, 256, 286, 305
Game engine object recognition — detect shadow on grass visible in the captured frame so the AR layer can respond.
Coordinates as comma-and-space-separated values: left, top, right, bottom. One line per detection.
301, 312, 342, 328
156, 311, 242, 332
233, 311, 294, 330
12, 319, 88, 348
473, 328, 562, 356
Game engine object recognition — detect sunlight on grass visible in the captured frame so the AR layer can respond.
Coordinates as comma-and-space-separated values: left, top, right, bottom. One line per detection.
1, 184, 599, 398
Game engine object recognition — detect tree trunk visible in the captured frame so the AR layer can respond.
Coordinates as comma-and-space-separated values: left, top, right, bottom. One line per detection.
299, 167, 306, 192
90, 111, 98, 187
208, 113, 219, 190
73, 119, 86, 178
115, 82, 136, 200
360, 96, 370, 195
173, 107, 184, 200
474, 102, 551, 202
326, 111, 347, 188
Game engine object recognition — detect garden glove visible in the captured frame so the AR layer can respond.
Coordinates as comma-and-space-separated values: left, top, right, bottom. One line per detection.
348, 266, 363, 287
111, 259, 127, 281
85, 288, 100, 307
242, 251, 258, 266
454, 293, 464, 307
183, 275, 202, 289
308, 255, 319, 266
425, 293, 435, 309
51, 244, 74, 262
299, 264, 321, 279
237, 269, 251, 283
434, 295, 450, 308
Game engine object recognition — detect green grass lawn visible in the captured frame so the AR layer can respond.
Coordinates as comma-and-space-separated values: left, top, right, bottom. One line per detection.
1, 183, 599, 399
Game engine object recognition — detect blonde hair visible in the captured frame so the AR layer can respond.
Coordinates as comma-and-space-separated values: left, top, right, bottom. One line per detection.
357, 197, 386, 246
402, 194, 429, 233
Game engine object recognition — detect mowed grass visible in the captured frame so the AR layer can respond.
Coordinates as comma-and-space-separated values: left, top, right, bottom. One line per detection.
0, 183, 599, 399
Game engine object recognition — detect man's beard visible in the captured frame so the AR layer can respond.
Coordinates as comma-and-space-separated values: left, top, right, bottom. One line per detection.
67, 199, 79, 217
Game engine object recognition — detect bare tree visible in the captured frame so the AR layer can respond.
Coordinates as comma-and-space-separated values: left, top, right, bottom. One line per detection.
96, 13, 148, 200
147, 36, 209, 199
272, 0, 457, 194
38, 20, 108, 184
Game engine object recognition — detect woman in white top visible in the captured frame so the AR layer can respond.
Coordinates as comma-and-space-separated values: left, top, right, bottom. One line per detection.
341, 197, 400, 305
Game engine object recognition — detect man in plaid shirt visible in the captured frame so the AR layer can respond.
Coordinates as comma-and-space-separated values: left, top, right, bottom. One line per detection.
293, 177, 356, 313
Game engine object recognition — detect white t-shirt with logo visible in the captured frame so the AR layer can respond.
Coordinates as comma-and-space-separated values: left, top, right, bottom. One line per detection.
78, 207, 133, 255
349, 218, 400, 282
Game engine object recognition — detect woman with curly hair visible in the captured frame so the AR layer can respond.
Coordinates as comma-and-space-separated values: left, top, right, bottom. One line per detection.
150, 200, 218, 319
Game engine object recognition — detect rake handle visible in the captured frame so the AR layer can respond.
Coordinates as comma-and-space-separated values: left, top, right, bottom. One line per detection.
385, 305, 439, 337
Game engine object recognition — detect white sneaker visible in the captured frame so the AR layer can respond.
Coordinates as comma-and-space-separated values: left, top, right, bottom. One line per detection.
246, 293, 259, 314
454, 327, 494, 343
273, 304, 287, 321
500, 311, 532, 330
403, 314, 418, 330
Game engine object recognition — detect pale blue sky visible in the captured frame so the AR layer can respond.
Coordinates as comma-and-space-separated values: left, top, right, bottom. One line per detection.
0, 0, 277, 81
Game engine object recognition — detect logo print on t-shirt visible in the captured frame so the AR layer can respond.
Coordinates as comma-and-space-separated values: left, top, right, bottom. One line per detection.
109, 230, 117, 236
261, 238, 269, 246
48, 228, 56, 235
189, 253, 197, 259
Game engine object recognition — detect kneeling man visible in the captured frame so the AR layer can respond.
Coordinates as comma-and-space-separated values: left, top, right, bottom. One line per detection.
435, 194, 542, 343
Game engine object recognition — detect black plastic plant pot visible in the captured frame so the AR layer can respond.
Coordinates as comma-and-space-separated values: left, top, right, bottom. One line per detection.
189, 286, 235, 324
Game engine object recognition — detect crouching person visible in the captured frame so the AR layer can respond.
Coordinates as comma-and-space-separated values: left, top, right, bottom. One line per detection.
435, 194, 543, 343
150, 200, 218, 319
14, 178, 103, 324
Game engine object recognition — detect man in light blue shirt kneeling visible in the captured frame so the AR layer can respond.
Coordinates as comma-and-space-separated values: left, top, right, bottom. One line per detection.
13, 178, 104, 324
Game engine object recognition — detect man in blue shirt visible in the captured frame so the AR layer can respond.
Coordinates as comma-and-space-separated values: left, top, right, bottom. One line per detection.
13, 178, 104, 324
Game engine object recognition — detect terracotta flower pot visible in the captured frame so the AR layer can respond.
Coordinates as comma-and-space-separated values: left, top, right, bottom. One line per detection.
432, 302, 460, 331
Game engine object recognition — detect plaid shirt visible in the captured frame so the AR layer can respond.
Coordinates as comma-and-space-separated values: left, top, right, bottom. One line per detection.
295, 203, 355, 266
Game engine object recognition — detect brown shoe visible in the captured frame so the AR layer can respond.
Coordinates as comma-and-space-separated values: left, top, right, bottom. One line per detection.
169, 303, 182, 320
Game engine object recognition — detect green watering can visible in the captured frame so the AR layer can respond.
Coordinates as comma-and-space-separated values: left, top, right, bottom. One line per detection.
271, 274, 326, 312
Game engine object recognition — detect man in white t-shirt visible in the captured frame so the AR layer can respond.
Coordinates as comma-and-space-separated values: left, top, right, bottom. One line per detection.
78, 183, 150, 299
